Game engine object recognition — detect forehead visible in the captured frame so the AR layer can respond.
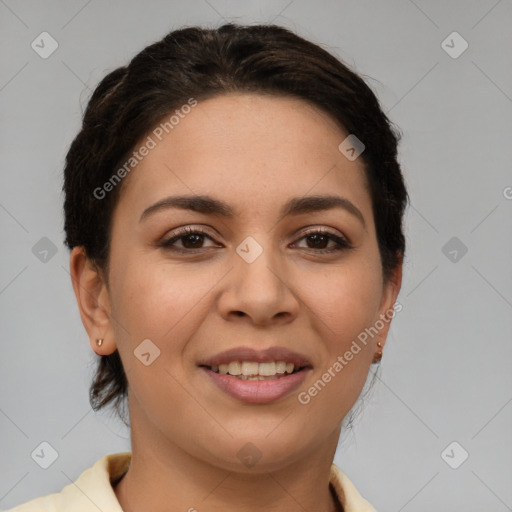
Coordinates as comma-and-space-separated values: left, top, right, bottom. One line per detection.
116, 93, 371, 220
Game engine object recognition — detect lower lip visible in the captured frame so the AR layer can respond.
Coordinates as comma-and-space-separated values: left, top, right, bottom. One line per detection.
201, 367, 309, 404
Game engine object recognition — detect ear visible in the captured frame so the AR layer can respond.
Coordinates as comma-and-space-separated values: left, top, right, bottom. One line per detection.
69, 247, 117, 355
374, 256, 403, 351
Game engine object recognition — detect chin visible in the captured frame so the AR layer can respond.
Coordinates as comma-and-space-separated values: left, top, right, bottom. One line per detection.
199, 431, 314, 474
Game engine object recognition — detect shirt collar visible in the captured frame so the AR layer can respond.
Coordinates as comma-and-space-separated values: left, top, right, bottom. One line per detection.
75, 453, 376, 512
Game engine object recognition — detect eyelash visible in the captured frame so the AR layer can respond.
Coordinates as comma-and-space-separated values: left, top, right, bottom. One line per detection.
158, 226, 352, 254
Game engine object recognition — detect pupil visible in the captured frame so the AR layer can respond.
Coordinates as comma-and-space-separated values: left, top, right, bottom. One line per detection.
183, 234, 203, 248
308, 234, 327, 249
180, 234, 329, 250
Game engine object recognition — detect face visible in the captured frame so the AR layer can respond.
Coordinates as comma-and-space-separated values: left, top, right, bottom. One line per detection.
80, 93, 401, 472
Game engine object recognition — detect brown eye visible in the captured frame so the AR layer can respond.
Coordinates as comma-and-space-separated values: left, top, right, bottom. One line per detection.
179, 232, 205, 249
294, 229, 352, 253
159, 227, 219, 252
158, 227, 352, 255
305, 233, 330, 249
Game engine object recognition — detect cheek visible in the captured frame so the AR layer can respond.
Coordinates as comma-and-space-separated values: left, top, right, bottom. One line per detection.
299, 255, 382, 407
306, 256, 383, 343
110, 254, 221, 348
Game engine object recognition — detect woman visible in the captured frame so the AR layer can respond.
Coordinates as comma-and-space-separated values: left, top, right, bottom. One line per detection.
10, 23, 407, 511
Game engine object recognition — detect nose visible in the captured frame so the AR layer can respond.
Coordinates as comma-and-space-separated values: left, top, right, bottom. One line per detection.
217, 242, 300, 327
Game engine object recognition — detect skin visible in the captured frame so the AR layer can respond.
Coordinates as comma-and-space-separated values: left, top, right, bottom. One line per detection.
70, 93, 402, 512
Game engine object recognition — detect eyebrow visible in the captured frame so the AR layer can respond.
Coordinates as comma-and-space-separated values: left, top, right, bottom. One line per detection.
139, 194, 366, 228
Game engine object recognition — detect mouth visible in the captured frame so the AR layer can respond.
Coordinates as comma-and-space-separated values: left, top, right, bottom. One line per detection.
198, 346, 312, 403
202, 361, 305, 380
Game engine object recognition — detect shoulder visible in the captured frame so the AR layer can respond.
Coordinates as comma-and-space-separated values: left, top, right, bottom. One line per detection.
329, 463, 378, 512
7, 453, 131, 512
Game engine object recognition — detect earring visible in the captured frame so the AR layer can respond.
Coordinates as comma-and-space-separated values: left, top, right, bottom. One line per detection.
96, 338, 104, 347
372, 341, 383, 364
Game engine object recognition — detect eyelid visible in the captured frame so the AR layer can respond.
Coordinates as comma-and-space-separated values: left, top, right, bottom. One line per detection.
290, 228, 353, 252
158, 224, 353, 253
160, 224, 350, 242
160, 225, 219, 247
297, 225, 351, 243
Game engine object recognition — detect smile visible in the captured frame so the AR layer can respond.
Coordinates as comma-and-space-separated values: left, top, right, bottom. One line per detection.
208, 361, 299, 379
198, 346, 312, 403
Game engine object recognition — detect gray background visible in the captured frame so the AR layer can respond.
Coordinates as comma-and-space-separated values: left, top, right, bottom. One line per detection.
1, 1, 511, 511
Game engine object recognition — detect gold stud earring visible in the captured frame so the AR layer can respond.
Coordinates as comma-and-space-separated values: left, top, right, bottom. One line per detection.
372, 341, 383, 364
96, 338, 104, 347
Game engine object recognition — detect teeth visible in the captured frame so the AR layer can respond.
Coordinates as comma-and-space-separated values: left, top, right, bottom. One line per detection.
228, 361, 242, 375
259, 362, 276, 376
241, 362, 259, 376
237, 375, 279, 380
275, 361, 287, 374
211, 361, 297, 377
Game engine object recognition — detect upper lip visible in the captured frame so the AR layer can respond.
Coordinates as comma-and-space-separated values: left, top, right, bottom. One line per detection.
198, 346, 313, 368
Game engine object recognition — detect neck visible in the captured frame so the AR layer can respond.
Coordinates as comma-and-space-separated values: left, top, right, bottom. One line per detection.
114, 408, 343, 512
